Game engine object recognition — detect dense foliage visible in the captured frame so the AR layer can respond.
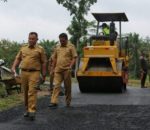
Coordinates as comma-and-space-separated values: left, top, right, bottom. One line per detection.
128, 33, 150, 79
56, 0, 97, 50
0, 40, 20, 67
39, 40, 57, 60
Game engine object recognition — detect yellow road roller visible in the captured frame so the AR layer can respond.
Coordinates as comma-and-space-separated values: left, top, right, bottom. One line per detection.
76, 13, 129, 92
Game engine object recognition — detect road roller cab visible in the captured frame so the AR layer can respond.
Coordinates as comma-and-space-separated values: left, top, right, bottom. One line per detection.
76, 13, 129, 93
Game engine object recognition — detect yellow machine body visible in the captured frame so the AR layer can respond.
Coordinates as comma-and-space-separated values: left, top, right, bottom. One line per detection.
77, 39, 129, 92
76, 12, 129, 92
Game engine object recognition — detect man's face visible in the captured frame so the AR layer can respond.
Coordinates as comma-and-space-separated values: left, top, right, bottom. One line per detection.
59, 37, 67, 46
28, 34, 38, 47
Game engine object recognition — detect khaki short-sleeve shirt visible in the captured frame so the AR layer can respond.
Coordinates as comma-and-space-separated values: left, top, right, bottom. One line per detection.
53, 42, 77, 72
16, 44, 47, 70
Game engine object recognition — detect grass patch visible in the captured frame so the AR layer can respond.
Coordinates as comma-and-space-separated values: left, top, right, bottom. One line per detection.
128, 79, 140, 87
0, 83, 7, 97
128, 78, 150, 88
0, 83, 49, 111
0, 93, 23, 111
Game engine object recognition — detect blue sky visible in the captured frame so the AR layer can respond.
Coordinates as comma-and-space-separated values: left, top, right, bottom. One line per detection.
0, 0, 150, 42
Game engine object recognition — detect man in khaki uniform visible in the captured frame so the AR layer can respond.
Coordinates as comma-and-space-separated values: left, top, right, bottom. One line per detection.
11, 32, 47, 120
48, 45, 65, 96
48, 33, 77, 108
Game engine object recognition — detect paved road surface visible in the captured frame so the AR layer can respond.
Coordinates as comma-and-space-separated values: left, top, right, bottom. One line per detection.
0, 84, 150, 130
72, 84, 150, 105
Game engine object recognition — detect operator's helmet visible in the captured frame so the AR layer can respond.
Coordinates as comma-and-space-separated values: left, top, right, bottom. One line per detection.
101, 23, 108, 28
0, 59, 5, 66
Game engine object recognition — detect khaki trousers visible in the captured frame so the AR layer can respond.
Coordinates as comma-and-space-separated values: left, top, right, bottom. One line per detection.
21, 71, 40, 113
49, 73, 54, 94
51, 69, 71, 105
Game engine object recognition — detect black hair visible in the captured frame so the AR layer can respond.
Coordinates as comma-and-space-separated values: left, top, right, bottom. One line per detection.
59, 33, 68, 40
102, 23, 109, 28
29, 32, 38, 38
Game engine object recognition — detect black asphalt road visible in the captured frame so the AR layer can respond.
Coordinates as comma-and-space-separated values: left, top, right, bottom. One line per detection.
0, 84, 150, 130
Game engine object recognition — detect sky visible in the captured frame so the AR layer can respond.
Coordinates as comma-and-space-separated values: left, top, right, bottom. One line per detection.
0, 0, 150, 43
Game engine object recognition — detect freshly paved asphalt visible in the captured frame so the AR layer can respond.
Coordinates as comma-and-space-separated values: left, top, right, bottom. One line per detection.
1, 84, 150, 130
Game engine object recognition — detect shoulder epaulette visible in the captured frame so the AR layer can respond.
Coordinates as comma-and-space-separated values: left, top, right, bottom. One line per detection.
21, 43, 28, 48
22, 43, 28, 46
37, 45, 43, 49
68, 42, 75, 47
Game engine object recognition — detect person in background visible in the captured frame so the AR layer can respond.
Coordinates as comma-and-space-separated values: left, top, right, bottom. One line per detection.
11, 32, 47, 120
140, 52, 148, 88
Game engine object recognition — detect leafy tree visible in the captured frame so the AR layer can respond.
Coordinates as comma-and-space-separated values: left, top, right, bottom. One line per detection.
39, 40, 57, 60
128, 33, 150, 79
56, 0, 97, 50
0, 39, 20, 67
128, 33, 141, 78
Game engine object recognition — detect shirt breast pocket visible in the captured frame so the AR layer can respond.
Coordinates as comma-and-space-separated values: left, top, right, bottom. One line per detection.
31, 50, 40, 59
22, 51, 30, 58
65, 48, 72, 57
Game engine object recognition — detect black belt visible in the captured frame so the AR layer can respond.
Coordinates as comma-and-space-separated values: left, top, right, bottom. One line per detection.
22, 69, 40, 72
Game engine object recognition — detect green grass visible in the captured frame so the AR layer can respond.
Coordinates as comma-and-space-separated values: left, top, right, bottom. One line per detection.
128, 79, 140, 87
0, 83, 7, 97
0, 82, 23, 111
128, 78, 150, 88
0, 94, 23, 111
0, 83, 49, 111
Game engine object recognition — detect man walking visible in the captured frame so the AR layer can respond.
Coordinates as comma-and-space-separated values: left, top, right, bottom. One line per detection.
48, 33, 77, 108
48, 45, 65, 96
11, 32, 47, 120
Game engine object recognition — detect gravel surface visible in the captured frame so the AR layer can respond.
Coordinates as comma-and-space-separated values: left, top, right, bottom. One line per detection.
0, 95, 150, 130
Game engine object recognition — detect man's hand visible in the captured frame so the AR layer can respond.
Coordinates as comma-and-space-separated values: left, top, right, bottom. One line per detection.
50, 68, 54, 75
41, 75, 46, 84
11, 68, 17, 77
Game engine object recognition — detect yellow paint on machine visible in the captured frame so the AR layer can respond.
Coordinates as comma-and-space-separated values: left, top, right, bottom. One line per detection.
84, 46, 119, 58
77, 71, 122, 77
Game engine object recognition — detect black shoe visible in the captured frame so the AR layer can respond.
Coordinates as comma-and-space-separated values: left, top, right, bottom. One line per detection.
35, 86, 42, 91
48, 103, 58, 108
66, 103, 71, 108
141, 86, 147, 88
23, 112, 29, 117
29, 112, 35, 121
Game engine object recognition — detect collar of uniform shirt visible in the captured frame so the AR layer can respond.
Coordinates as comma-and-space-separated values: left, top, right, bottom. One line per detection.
28, 44, 37, 48
61, 43, 67, 47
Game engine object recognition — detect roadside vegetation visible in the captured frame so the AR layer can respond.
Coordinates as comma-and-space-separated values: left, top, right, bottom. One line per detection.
0, 85, 23, 111
0, 82, 49, 111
